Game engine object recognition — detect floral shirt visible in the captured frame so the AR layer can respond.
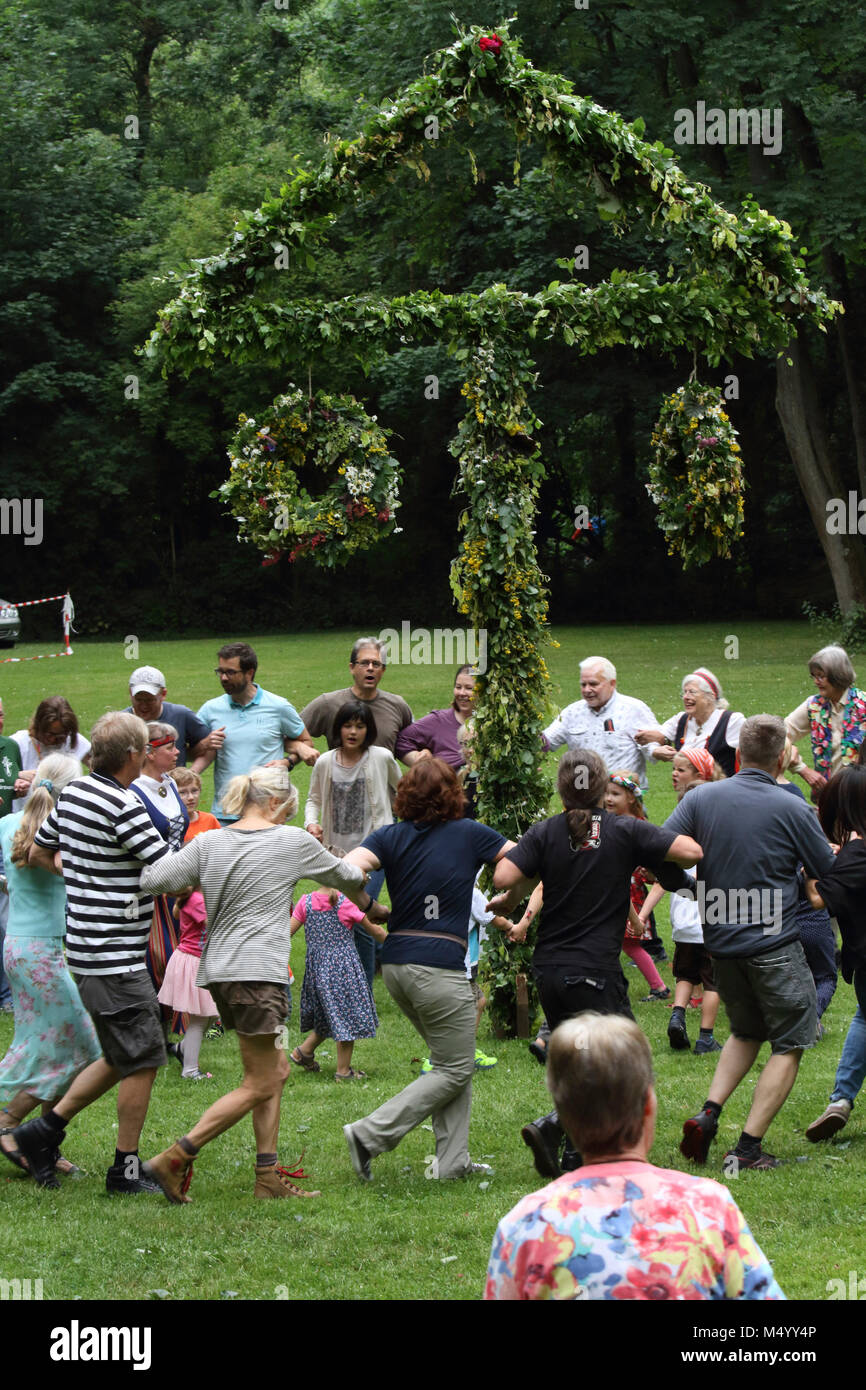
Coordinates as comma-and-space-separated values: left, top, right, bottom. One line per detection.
485, 1162, 784, 1301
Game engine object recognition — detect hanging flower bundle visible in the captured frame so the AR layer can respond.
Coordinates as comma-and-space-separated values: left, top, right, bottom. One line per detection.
646, 383, 745, 567
217, 387, 402, 568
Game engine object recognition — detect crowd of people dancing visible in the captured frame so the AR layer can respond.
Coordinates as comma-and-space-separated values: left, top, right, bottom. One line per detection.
0, 636, 864, 1300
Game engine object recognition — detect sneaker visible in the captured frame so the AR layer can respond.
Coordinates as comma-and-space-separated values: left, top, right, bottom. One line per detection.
639, 986, 671, 1003
693, 1036, 722, 1054
806, 1098, 852, 1142
474, 1048, 498, 1070
181, 1069, 213, 1081
105, 1165, 161, 1196
343, 1124, 372, 1182
723, 1147, 780, 1171
254, 1164, 320, 1198
12, 1116, 64, 1189
420, 1058, 433, 1074
521, 1114, 564, 1180
462, 1160, 494, 1177
680, 1108, 719, 1164
142, 1141, 195, 1204
668, 1014, 690, 1051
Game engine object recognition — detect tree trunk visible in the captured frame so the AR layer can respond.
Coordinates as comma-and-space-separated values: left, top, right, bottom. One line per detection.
775, 334, 866, 613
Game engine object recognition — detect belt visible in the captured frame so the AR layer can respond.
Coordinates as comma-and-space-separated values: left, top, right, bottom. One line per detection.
390, 929, 466, 948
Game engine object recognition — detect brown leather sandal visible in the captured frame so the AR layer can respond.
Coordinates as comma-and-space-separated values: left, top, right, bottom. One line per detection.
290, 1047, 320, 1072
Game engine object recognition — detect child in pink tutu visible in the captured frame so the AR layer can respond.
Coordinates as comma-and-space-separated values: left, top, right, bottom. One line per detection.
158, 889, 218, 1081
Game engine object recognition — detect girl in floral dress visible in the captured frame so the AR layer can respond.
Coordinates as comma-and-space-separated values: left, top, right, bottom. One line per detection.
289, 890, 385, 1080
0, 756, 100, 1177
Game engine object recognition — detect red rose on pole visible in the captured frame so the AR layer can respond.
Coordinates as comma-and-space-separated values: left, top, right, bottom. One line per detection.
478, 34, 502, 54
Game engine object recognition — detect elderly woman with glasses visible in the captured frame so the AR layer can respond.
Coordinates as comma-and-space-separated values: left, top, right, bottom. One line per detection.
785, 644, 866, 803
131, 722, 188, 1027
635, 667, 744, 779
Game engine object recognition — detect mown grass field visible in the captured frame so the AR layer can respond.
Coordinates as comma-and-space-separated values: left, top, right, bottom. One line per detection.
0, 621, 862, 1302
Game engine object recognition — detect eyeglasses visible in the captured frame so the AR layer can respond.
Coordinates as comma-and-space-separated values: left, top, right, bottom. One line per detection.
353, 660, 383, 669
215, 668, 243, 677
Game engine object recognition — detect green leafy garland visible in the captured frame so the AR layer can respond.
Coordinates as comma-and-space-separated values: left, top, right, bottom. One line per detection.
218, 388, 402, 569
647, 384, 745, 567
450, 339, 553, 1032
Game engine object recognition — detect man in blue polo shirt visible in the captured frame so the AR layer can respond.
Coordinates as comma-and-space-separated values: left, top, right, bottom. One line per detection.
192, 642, 317, 823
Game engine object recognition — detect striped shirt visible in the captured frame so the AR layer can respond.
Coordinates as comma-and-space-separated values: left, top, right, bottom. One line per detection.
140, 825, 365, 987
34, 773, 170, 976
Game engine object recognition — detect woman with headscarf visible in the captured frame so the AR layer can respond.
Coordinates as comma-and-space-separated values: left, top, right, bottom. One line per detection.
636, 667, 744, 779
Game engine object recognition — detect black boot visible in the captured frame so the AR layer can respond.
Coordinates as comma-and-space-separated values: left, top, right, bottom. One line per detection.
521, 1111, 564, 1179
560, 1144, 583, 1172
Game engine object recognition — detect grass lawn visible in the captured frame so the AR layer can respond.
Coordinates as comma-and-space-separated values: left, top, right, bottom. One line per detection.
0, 620, 862, 1301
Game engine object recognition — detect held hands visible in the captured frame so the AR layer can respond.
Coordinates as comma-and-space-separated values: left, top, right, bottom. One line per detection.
366, 899, 391, 924
14, 769, 36, 795
292, 743, 320, 767
305, 823, 324, 842
635, 728, 665, 746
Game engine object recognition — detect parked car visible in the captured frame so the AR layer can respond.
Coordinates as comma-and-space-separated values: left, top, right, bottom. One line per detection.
0, 600, 21, 648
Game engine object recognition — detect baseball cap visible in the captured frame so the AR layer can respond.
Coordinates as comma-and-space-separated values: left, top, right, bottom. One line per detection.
130, 665, 166, 696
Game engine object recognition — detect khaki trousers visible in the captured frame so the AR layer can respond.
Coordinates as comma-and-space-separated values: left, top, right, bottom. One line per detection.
352, 963, 476, 1179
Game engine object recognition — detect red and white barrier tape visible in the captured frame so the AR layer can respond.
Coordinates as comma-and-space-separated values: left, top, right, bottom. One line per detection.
0, 591, 74, 664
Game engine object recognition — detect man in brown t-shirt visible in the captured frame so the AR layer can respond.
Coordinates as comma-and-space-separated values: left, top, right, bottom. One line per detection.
301, 637, 413, 754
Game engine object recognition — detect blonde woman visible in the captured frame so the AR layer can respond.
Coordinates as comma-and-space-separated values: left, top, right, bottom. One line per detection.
138, 764, 387, 1203
0, 756, 100, 1181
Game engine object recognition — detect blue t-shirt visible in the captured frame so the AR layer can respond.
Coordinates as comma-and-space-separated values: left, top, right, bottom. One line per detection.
123, 700, 209, 767
196, 685, 305, 820
363, 818, 506, 970
0, 812, 67, 938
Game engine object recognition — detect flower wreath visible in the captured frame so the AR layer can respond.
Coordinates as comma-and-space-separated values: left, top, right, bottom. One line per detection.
646, 383, 745, 568
217, 386, 402, 568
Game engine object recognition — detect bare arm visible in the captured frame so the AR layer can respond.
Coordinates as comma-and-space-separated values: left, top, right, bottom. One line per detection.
638, 881, 666, 922
666, 834, 702, 867
28, 843, 63, 876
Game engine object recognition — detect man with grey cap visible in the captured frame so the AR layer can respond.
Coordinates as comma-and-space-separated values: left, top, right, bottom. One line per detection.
124, 666, 217, 767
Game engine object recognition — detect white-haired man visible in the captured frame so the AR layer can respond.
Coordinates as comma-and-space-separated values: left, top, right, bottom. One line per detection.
541, 656, 658, 788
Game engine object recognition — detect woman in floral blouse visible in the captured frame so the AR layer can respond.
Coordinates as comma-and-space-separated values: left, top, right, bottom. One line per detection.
485, 1013, 785, 1301
785, 645, 866, 803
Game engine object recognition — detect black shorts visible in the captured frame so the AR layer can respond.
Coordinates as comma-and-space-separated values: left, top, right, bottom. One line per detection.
672, 942, 717, 992
73, 970, 166, 1078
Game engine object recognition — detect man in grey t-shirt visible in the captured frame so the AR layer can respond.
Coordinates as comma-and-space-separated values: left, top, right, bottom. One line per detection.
301, 636, 413, 755
663, 715, 835, 1173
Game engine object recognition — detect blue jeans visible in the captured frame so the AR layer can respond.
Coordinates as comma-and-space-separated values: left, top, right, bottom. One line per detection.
354, 867, 384, 989
830, 970, 866, 1106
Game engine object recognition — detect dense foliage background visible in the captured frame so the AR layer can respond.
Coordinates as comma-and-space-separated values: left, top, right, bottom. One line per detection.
3, 0, 865, 637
